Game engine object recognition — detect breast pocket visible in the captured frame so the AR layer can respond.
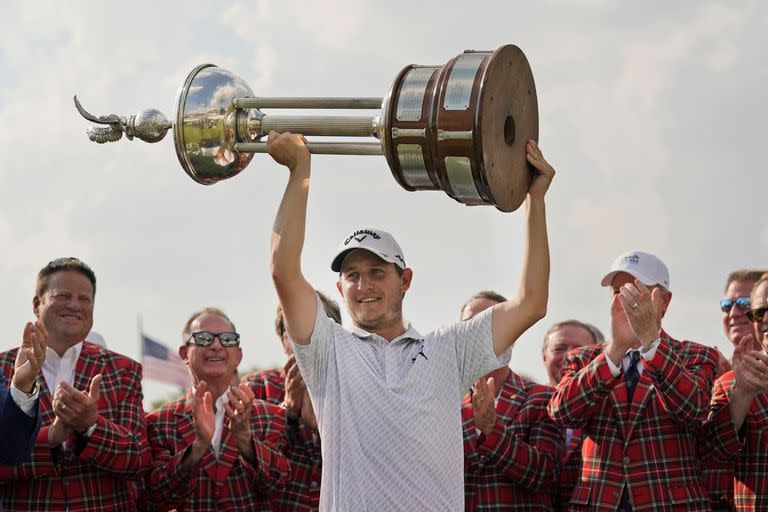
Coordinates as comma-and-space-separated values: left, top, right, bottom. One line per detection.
569, 484, 591, 505
668, 484, 707, 505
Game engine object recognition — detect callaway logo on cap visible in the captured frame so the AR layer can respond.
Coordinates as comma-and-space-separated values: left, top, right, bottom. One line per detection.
331, 228, 406, 272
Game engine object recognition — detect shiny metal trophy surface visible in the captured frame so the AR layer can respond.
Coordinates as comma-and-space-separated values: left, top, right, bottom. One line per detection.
75, 45, 537, 212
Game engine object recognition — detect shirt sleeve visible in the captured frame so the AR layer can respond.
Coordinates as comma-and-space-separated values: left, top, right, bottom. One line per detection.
9, 382, 39, 417
292, 293, 334, 395
445, 306, 499, 395
640, 338, 661, 361
606, 353, 622, 377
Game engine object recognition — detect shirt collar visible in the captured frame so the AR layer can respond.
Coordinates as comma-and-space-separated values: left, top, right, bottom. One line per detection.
44, 342, 83, 370
214, 390, 229, 414
350, 321, 423, 343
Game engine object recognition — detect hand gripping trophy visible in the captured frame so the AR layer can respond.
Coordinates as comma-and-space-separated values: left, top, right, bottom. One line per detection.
75, 45, 537, 212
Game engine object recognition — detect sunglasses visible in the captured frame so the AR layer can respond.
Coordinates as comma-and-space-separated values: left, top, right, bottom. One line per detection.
720, 296, 751, 313
187, 331, 240, 347
747, 307, 768, 323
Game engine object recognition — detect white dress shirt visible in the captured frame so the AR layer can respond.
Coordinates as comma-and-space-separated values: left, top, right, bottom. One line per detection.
606, 338, 661, 377
42, 343, 83, 392
211, 390, 230, 457
9, 382, 40, 417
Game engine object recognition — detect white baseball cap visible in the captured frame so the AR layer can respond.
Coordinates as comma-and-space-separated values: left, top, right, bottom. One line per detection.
331, 228, 406, 272
600, 251, 670, 290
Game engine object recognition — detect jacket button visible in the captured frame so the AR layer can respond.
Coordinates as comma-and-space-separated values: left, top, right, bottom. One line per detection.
623, 456, 630, 464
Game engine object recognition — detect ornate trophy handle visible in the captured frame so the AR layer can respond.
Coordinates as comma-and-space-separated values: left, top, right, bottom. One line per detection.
74, 95, 172, 144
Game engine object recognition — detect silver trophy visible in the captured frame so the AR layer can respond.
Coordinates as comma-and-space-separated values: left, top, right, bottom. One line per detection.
75, 45, 538, 212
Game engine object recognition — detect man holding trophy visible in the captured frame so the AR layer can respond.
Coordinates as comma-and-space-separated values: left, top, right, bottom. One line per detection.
266, 129, 554, 510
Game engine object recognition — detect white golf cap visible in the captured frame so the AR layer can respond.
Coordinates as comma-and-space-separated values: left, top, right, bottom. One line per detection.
331, 228, 406, 272
600, 251, 670, 290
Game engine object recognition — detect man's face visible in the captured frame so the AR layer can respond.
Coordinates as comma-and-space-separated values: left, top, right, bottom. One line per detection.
461, 297, 500, 321
180, 312, 242, 383
543, 324, 594, 386
722, 279, 755, 347
34, 270, 94, 347
337, 249, 411, 333
609, 272, 670, 346
751, 281, 768, 352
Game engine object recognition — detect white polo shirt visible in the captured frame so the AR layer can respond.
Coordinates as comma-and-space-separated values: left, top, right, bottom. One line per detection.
293, 295, 503, 511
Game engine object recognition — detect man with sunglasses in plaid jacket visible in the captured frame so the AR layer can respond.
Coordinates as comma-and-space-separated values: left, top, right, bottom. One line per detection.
548, 251, 718, 512
146, 307, 289, 511
703, 272, 768, 511
0, 257, 151, 511
702, 269, 767, 511
240, 293, 341, 511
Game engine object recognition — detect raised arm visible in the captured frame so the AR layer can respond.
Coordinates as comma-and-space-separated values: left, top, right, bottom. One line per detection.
492, 140, 555, 356
268, 131, 319, 345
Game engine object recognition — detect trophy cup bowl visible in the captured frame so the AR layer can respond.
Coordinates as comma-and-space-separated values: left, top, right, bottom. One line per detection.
173, 64, 256, 184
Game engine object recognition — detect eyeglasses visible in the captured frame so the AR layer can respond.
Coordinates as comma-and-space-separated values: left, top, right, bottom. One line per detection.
720, 297, 751, 313
746, 306, 768, 323
187, 331, 240, 347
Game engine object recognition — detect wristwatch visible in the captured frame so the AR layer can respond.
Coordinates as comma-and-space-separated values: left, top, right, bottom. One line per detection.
23, 380, 41, 398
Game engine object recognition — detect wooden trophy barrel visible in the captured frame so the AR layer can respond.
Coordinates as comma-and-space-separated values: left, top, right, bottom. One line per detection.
383, 44, 538, 212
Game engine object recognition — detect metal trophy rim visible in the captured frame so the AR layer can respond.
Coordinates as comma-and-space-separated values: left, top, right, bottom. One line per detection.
173, 63, 216, 184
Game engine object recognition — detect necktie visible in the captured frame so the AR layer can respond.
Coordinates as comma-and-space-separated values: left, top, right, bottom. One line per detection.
625, 350, 641, 402
619, 350, 642, 512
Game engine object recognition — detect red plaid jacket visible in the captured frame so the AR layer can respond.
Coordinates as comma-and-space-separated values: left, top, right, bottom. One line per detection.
0, 341, 151, 511
242, 369, 322, 511
146, 392, 289, 512
701, 436, 736, 511
555, 427, 582, 512
702, 371, 768, 511
462, 371, 563, 511
547, 333, 717, 512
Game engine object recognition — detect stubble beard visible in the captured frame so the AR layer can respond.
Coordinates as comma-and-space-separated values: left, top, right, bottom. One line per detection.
352, 294, 404, 332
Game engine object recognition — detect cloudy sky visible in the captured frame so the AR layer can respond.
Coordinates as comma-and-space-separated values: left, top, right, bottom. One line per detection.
1, 1, 765, 405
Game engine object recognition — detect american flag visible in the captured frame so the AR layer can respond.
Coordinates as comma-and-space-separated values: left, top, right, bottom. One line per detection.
141, 334, 191, 389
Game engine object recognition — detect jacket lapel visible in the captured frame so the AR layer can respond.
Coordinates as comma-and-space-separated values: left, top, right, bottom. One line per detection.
73, 342, 104, 397
496, 373, 524, 423
610, 376, 630, 440
38, 374, 55, 426
174, 393, 198, 448
211, 427, 238, 481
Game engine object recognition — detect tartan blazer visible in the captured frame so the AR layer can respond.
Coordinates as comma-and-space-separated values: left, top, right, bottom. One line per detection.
0, 372, 40, 467
0, 341, 151, 511
462, 371, 563, 511
242, 369, 322, 511
554, 427, 583, 512
146, 392, 290, 512
701, 439, 736, 511
702, 371, 768, 511
547, 333, 718, 512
